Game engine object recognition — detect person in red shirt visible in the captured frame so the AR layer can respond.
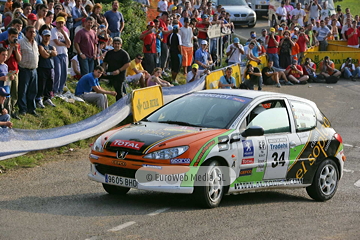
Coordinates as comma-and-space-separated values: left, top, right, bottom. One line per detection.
158, 12, 173, 70
285, 59, 309, 84
347, 20, 359, 48
297, 27, 309, 63
196, 14, 210, 42
266, 27, 280, 68
291, 35, 300, 63
0, 28, 21, 120
140, 21, 157, 75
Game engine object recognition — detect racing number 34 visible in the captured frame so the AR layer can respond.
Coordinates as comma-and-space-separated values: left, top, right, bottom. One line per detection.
272, 151, 285, 168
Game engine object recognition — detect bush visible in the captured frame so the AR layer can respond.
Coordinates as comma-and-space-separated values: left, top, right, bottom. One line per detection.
96, 0, 146, 58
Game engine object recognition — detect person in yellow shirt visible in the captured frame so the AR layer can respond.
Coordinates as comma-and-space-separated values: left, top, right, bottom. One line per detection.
125, 54, 150, 88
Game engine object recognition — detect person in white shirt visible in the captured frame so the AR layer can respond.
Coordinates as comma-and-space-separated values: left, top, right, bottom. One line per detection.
320, 1, 330, 21
307, 0, 321, 22
157, 0, 168, 14
179, 17, 193, 74
276, 1, 287, 23
226, 37, 244, 66
290, 2, 306, 27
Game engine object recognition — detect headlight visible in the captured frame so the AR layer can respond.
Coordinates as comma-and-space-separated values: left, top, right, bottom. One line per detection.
143, 146, 189, 159
92, 137, 104, 152
249, 13, 255, 17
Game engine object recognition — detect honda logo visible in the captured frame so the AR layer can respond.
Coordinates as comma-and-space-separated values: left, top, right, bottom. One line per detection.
117, 151, 128, 159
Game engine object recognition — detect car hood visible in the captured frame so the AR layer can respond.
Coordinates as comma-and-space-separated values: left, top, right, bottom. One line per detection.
103, 122, 227, 154
225, 5, 254, 15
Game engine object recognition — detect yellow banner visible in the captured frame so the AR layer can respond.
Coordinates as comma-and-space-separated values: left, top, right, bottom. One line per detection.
205, 69, 225, 89
132, 85, 163, 122
304, 51, 360, 70
327, 44, 360, 52
230, 64, 241, 87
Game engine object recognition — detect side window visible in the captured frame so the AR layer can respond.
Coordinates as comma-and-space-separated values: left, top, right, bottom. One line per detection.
245, 100, 291, 134
289, 100, 317, 132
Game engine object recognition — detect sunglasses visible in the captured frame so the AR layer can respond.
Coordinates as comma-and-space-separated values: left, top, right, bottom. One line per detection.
15, 12, 21, 14
137, 57, 143, 60
55, 8, 62, 10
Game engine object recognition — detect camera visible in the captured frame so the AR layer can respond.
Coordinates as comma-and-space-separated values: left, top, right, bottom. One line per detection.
107, 72, 111, 75
13, 38, 18, 43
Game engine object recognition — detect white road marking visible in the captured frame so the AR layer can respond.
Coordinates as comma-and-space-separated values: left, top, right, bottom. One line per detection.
147, 207, 170, 216
355, 180, 360, 188
107, 221, 136, 232
344, 169, 355, 173
343, 144, 353, 147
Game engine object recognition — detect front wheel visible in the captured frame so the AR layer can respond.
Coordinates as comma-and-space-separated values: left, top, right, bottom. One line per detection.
194, 160, 225, 208
102, 183, 130, 195
306, 159, 339, 201
248, 22, 256, 28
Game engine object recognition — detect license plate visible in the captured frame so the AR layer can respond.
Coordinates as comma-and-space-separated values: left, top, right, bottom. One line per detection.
105, 174, 138, 188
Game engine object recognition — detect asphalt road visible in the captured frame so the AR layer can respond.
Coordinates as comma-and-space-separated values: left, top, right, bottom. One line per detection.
233, 17, 270, 41
1, 80, 360, 240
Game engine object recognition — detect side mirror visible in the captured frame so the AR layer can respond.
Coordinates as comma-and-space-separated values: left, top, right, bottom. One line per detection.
248, 2, 252, 8
241, 126, 264, 137
230, 133, 241, 143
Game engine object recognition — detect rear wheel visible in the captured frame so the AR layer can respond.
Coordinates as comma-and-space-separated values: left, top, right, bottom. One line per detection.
102, 183, 130, 195
306, 159, 339, 201
194, 160, 225, 208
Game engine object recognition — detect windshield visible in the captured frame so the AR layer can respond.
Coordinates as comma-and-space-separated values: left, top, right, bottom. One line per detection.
218, 0, 248, 6
146, 93, 250, 129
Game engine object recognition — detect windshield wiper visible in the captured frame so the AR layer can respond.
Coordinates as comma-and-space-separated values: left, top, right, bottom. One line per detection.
158, 120, 199, 127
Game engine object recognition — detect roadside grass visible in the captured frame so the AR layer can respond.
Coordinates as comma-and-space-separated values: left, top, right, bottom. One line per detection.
338, 0, 360, 15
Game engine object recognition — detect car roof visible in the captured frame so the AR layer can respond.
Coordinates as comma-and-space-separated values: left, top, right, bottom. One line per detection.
197, 89, 317, 106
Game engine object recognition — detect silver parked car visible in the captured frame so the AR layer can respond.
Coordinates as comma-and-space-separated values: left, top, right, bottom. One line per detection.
216, 0, 257, 28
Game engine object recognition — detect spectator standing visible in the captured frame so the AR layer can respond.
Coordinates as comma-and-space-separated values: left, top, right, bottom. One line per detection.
74, 16, 98, 76
72, 0, 87, 30
279, 30, 295, 69
167, 25, 182, 83
317, 19, 331, 51
320, 1, 330, 21
158, 12, 172, 71
63, 0, 74, 31
51, 16, 71, 96
194, 40, 212, 71
157, 0, 168, 14
140, 21, 157, 74
34, 4, 48, 30
75, 66, 117, 110
0, 87, 13, 128
284, 0, 294, 25
290, 2, 306, 27
23, 3, 33, 18
18, 26, 39, 116
307, 0, 321, 23
225, 37, 244, 66
91, 3, 108, 29
36, 30, 57, 108
0, 48, 13, 116
153, 19, 163, 67
276, 1, 287, 23
0, 28, 22, 120
346, 21, 359, 48
297, 27, 309, 63
104, 1, 125, 39
265, 27, 280, 68
102, 37, 130, 101
179, 17, 193, 74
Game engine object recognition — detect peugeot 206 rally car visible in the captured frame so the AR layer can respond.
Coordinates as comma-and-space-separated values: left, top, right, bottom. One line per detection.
88, 90, 346, 208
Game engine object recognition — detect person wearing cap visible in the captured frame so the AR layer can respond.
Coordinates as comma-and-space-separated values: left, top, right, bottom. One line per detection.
72, 0, 88, 29
104, 1, 125, 39
51, 16, 71, 96
74, 16, 98, 76
225, 37, 244, 66
179, 17, 193, 75
290, 2, 306, 27
317, 19, 331, 51
285, 59, 309, 84
266, 27, 280, 68
34, 4, 48, 30
195, 40, 213, 71
186, 63, 204, 83
0, 87, 13, 128
18, 26, 39, 116
246, 31, 261, 57
36, 29, 58, 108
276, 1, 287, 22
0, 28, 22, 120
196, 14, 210, 43
340, 57, 360, 81
290, 35, 300, 64
307, 0, 321, 23
140, 21, 157, 74
168, 0, 178, 12
277, 27, 284, 38
125, 54, 149, 88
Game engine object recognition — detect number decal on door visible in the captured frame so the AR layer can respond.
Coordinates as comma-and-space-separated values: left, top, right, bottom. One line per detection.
271, 151, 285, 168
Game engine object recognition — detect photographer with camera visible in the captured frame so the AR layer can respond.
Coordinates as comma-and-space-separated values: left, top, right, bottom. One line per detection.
243, 63, 262, 90
265, 27, 280, 68
285, 59, 309, 84
319, 56, 341, 83
302, 58, 318, 83
225, 37, 244, 66
340, 57, 360, 81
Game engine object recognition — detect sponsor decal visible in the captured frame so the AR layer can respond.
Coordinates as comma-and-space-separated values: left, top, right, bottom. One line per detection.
110, 140, 144, 150
170, 158, 191, 164
193, 140, 216, 166
234, 178, 303, 190
259, 140, 266, 150
242, 140, 254, 157
242, 158, 254, 164
257, 159, 265, 172
117, 151, 128, 159
259, 150, 266, 158
112, 160, 126, 166
142, 164, 162, 169
239, 168, 252, 176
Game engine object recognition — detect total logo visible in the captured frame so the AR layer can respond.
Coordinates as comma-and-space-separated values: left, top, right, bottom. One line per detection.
110, 139, 145, 150
241, 158, 254, 165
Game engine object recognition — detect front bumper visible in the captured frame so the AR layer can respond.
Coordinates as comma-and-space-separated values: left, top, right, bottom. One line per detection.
88, 163, 194, 194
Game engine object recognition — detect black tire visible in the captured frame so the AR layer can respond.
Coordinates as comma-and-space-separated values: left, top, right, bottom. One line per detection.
306, 159, 339, 201
193, 160, 225, 208
248, 22, 256, 28
271, 16, 277, 27
102, 183, 130, 195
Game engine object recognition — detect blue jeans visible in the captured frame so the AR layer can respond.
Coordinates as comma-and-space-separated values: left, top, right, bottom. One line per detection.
267, 53, 280, 68
0, 113, 10, 128
78, 55, 95, 76
53, 54, 68, 94
18, 67, 38, 114
343, 67, 360, 78
110, 32, 121, 39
